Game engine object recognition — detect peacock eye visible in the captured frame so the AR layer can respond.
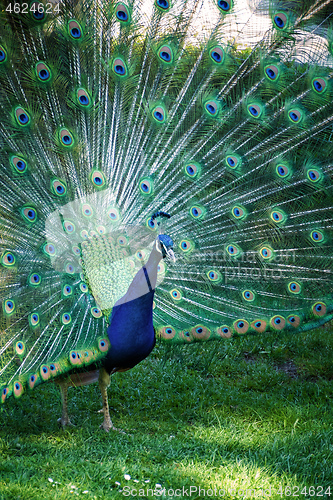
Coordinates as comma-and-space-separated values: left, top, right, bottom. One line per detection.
247, 103, 263, 118
69, 20, 83, 39
155, 0, 169, 10
217, 0, 232, 12
265, 65, 279, 81
288, 109, 302, 123
0, 46, 7, 63
273, 12, 288, 30
15, 107, 31, 126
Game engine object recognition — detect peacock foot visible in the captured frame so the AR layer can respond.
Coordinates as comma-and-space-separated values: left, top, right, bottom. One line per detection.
58, 416, 74, 428
100, 420, 126, 434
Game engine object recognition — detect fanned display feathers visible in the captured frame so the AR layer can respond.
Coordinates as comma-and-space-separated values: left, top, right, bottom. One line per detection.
0, 0, 333, 404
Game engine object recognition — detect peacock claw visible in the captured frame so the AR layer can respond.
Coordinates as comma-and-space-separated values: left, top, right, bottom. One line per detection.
57, 417, 74, 428
99, 421, 127, 434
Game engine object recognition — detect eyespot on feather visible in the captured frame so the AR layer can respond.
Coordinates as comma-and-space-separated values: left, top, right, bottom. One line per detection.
160, 326, 176, 339
273, 12, 288, 30
242, 290, 255, 302
1, 251, 16, 267
204, 100, 219, 117
15, 107, 31, 127
259, 246, 274, 260
51, 179, 67, 197
147, 217, 158, 230
270, 209, 286, 223
43, 243, 56, 256
63, 284, 73, 297
61, 313, 72, 325
29, 312, 40, 327
270, 315, 286, 330
191, 325, 211, 340
312, 78, 327, 94
108, 207, 120, 221
251, 320, 267, 333
158, 45, 173, 64
0, 45, 7, 64
247, 103, 263, 119
225, 154, 241, 169
59, 128, 74, 147
170, 289, 182, 301
91, 170, 106, 188
98, 337, 110, 352
1, 386, 12, 403
184, 162, 200, 179
209, 46, 224, 65
91, 307, 102, 318
40, 364, 51, 380
28, 373, 40, 389
15, 341, 25, 356
82, 203, 93, 217
69, 351, 82, 365
152, 105, 166, 123
232, 205, 246, 220
115, 3, 131, 23
30, 1, 45, 21
29, 273, 41, 286
207, 270, 221, 282
288, 282, 301, 294
312, 302, 326, 317
36, 62, 51, 82
112, 57, 128, 77
4, 299, 15, 315
217, 0, 233, 13
21, 207, 37, 224
155, 0, 170, 11
10, 155, 28, 174
276, 164, 291, 179
117, 235, 128, 246
264, 64, 280, 81
217, 326, 233, 338
63, 221, 75, 234
77, 88, 91, 107
65, 263, 75, 274
139, 178, 153, 195
226, 243, 241, 257
288, 108, 303, 124
189, 205, 205, 220
287, 315, 301, 327
179, 330, 193, 342
310, 230, 324, 242
179, 239, 194, 253
13, 381, 24, 398
68, 20, 83, 39
307, 168, 322, 183
234, 320, 249, 334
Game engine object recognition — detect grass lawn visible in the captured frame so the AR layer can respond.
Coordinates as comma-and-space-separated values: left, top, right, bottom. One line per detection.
0, 322, 332, 499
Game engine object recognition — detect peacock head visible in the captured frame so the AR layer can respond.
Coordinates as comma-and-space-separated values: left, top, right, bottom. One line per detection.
157, 234, 175, 262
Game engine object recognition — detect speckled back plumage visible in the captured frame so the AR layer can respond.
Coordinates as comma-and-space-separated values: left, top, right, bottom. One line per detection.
0, 0, 332, 402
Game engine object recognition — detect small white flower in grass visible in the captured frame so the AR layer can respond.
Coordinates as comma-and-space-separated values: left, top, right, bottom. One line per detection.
144, 479, 150, 483
115, 481, 121, 486
134, 479, 139, 483
48, 478, 54, 483
83, 491, 89, 494
124, 474, 131, 480
155, 484, 162, 489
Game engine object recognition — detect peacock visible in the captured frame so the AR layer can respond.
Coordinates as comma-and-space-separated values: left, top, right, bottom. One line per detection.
0, 0, 332, 432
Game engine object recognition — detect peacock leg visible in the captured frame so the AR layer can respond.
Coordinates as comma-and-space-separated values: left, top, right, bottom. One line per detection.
56, 379, 73, 427
98, 367, 118, 432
